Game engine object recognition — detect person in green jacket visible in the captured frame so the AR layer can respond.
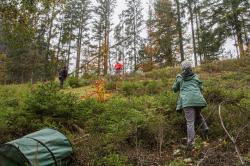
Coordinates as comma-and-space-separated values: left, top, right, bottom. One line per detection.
172, 60, 209, 149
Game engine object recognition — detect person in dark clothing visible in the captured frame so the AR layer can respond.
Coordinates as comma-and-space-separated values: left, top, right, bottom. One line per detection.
59, 66, 68, 89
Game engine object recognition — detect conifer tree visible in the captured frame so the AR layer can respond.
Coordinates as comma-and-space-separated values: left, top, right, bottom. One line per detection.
94, 0, 116, 75
175, 0, 185, 61
123, 0, 144, 71
74, 0, 91, 77
187, 0, 198, 66
153, 0, 175, 66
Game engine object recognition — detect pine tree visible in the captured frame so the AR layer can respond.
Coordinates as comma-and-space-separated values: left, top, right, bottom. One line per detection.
153, 0, 175, 66
93, 0, 116, 75
187, 0, 198, 66
145, 3, 160, 71
175, 0, 185, 61
194, 0, 202, 63
61, 1, 75, 71
204, 0, 249, 58
74, 0, 91, 77
146, 5, 155, 70
0, 0, 43, 83
114, 11, 130, 73
224, 0, 249, 57
194, 0, 225, 62
114, 12, 125, 62
92, 16, 104, 75
123, 0, 144, 71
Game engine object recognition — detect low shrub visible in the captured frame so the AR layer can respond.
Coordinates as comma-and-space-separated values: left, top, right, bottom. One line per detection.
97, 154, 130, 166
5, 111, 39, 138
121, 80, 165, 96
240, 98, 250, 110
82, 94, 184, 152
78, 98, 106, 123
87, 98, 146, 146
167, 161, 185, 166
201, 56, 250, 74
145, 67, 180, 80
25, 82, 83, 126
121, 81, 144, 96
146, 80, 165, 94
0, 87, 19, 108
68, 77, 81, 88
204, 86, 227, 103
105, 81, 117, 91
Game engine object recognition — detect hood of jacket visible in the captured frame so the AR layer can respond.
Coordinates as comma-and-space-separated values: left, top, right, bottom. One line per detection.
181, 69, 195, 81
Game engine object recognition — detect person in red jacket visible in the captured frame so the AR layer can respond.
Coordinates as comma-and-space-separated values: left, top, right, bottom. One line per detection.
114, 61, 123, 75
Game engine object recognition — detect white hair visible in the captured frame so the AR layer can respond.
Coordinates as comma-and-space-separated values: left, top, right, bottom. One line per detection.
181, 60, 192, 70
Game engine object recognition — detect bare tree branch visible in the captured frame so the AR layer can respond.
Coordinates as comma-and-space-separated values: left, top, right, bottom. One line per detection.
219, 102, 245, 165
197, 143, 222, 166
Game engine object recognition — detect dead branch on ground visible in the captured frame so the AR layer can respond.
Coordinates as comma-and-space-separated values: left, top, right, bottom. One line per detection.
218, 102, 245, 165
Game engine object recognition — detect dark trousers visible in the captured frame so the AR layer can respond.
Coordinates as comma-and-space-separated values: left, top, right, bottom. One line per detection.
60, 79, 64, 89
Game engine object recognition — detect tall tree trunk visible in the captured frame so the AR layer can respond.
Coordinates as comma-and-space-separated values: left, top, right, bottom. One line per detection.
76, 7, 85, 78
67, 39, 72, 71
98, 37, 102, 75
197, 5, 204, 63
133, 31, 137, 71
133, 2, 137, 71
236, 31, 245, 57
234, 16, 245, 57
233, 30, 240, 59
188, 0, 198, 66
241, 16, 248, 44
194, 2, 202, 63
103, 2, 110, 76
232, 4, 245, 57
76, 26, 83, 77
103, 28, 109, 75
56, 24, 62, 75
45, 3, 56, 80
148, 7, 153, 70
122, 35, 125, 74
175, 0, 185, 61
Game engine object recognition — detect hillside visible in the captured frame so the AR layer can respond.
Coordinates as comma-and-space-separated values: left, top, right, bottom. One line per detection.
0, 57, 250, 166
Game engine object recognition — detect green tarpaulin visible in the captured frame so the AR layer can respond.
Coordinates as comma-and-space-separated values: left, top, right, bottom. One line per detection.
0, 128, 73, 166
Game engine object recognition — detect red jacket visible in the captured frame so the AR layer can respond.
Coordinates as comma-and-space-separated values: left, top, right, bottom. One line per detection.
115, 63, 123, 70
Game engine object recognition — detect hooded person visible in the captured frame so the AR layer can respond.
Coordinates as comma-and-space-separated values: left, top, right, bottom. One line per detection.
172, 60, 209, 149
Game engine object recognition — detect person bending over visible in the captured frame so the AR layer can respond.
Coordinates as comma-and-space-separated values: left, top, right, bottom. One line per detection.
172, 60, 209, 149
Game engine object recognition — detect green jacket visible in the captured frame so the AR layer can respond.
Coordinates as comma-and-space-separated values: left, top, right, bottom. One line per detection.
172, 74, 207, 111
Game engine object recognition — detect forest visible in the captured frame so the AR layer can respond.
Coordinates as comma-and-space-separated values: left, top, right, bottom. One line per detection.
0, 0, 250, 166
0, 0, 249, 83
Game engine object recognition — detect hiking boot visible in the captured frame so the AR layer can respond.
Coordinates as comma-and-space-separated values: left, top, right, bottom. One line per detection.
201, 129, 209, 140
186, 143, 194, 151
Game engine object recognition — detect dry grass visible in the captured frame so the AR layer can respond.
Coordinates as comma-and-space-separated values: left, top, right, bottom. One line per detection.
64, 86, 95, 97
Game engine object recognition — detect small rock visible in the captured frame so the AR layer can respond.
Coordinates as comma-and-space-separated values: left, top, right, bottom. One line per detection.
183, 158, 192, 163
202, 141, 209, 147
173, 149, 181, 156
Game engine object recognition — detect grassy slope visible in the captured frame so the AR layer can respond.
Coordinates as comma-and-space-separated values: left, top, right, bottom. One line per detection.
0, 57, 249, 165
73, 57, 250, 165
